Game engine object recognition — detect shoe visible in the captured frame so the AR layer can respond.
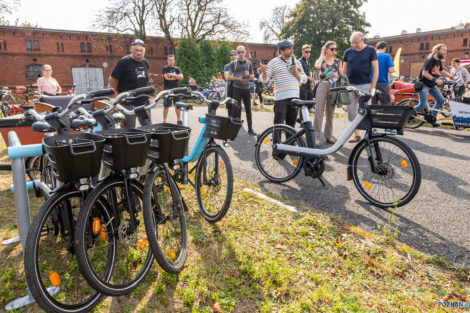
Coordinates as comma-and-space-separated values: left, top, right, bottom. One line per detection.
223, 140, 229, 147
432, 123, 440, 128
177, 120, 183, 125
296, 118, 303, 124
326, 138, 336, 144
248, 129, 257, 136
348, 135, 361, 143
253, 102, 258, 106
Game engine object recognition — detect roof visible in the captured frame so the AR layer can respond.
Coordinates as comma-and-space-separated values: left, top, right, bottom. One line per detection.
367, 24, 470, 42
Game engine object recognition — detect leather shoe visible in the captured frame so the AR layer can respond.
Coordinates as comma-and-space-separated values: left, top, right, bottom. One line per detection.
326, 138, 336, 144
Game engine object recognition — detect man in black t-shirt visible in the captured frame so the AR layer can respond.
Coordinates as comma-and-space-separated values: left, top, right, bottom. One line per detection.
109, 39, 149, 128
413, 44, 454, 121
162, 54, 184, 124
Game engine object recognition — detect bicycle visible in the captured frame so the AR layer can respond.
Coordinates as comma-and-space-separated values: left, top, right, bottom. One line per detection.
396, 79, 459, 129
254, 86, 422, 208
167, 88, 242, 223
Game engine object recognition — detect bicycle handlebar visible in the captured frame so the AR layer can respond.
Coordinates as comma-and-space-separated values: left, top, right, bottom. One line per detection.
27, 109, 44, 121
87, 88, 115, 99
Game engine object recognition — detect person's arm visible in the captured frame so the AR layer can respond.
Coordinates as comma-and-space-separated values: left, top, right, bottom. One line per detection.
248, 62, 255, 80
56, 80, 62, 94
388, 55, 395, 74
342, 61, 348, 77
175, 68, 184, 81
36, 79, 43, 94
370, 60, 379, 92
295, 60, 307, 84
109, 76, 119, 91
338, 60, 344, 75
314, 46, 326, 70
260, 62, 271, 83
440, 69, 454, 79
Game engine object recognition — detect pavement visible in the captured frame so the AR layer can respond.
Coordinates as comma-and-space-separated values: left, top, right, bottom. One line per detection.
154, 105, 470, 266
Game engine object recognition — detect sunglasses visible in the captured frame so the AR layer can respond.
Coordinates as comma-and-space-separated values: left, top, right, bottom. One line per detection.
230, 54, 237, 56
237, 51, 245, 54
329, 48, 338, 51
304, 51, 311, 53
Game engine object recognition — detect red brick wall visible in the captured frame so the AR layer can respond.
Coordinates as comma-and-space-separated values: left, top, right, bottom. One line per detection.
368, 27, 470, 78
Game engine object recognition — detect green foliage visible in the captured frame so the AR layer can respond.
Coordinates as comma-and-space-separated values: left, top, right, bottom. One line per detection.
176, 37, 204, 85
281, 0, 370, 60
199, 40, 218, 86
215, 41, 232, 74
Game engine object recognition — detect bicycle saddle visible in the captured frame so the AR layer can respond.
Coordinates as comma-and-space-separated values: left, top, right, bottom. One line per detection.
291, 99, 316, 108
32, 121, 55, 133
175, 102, 193, 110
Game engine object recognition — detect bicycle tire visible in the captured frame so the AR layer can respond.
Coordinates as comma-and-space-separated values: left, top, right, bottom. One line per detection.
396, 98, 424, 129
26, 155, 41, 181
350, 135, 421, 208
143, 164, 187, 274
74, 176, 154, 296
195, 146, 233, 223
255, 124, 305, 183
25, 187, 111, 313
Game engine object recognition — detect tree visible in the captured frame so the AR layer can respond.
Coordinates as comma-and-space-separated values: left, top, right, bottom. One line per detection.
281, 0, 370, 60
93, 0, 155, 40
154, 0, 177, 53
259, 5, 291, 44
175, 37, 203, 85
199, 40, 217, 85
0, 0, 19, 25
215, 41, 231, 74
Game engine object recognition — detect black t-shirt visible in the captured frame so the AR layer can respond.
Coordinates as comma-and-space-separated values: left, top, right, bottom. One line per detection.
111, 56, 149, 93
419, 57, 443, 88
162, 66, 182, 90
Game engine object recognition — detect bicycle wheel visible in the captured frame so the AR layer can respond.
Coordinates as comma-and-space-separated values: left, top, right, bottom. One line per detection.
74, 176, 153, 296
26, 155, 41, 181
143, 164, 187, 274
25, 187, 111, 313
396, 98, 424, 129
195, 146, 233, 223
255, 124, 305, 183
350, 135, 421, 208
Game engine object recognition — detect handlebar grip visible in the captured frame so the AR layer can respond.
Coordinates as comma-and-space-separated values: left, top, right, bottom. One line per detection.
330, 87, 349, 92
171, 87, 191, 94
130, 86, 155, 96
27, 109, 43, 121
87, 88, 115, 98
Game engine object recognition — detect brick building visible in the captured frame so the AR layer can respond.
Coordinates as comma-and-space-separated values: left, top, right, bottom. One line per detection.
367, 23, 470, 78
0, 26, 277, 92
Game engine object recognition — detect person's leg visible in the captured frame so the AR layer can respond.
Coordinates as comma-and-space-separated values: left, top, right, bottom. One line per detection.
285, 100, 298, 128
324, 85, 335, 141
313, 81, 328, 143
163, 98, 172, 123
231, 87, 243, 119
413, 86, 430, 115
242, 89, 254, 132
273, 99, 287, 125
428, 85, 445, 117
258, 92, 263, 104
347, 85, 360, 140
175, 107, 181, 123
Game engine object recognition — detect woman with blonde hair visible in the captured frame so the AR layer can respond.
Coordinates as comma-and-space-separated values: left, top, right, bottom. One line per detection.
313, 40, 343, 145
37, 64, 62, 95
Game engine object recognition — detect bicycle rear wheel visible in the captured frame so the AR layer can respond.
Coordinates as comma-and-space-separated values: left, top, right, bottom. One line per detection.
195, 146, 233, 223
25, 188, 110, 313
255, 124, 305, 183
396, 98, 424, 129
75, 177, 153, 296
350, 135, 421, 208
143, 164, 187, 274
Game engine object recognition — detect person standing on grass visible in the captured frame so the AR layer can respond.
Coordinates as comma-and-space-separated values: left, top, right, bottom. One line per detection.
109, 39, 149, 128
162, 54, 184, 124
342, 31, 379, 143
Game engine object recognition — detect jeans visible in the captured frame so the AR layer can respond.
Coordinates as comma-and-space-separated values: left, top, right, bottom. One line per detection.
414, 85, 445, 117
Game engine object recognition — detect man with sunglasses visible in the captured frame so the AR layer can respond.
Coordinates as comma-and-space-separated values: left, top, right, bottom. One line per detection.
228, 45, 256, 135
299, 44, 315, 100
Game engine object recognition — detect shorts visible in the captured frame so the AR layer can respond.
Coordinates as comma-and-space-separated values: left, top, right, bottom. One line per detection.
163, 97, 182, 107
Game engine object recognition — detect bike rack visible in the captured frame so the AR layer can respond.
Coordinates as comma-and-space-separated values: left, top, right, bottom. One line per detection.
4, 131, 58, 311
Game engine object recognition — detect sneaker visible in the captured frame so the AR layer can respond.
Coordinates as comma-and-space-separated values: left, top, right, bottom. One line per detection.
248, 129, 257, 136
177, 120, 183, 125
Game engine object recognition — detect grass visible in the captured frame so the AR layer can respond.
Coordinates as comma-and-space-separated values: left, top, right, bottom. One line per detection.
0, 139, 469, 312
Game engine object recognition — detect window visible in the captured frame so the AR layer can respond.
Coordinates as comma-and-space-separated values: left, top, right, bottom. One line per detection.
26, 40, 32, 50
109, 45, 112, 54
125, 45, 130, 54
3, 41, 5, 50
57, 42, 60, 52
164, 46, 168, 55
425, 42, 429, 50
87, 43, 92, 53
26, 65, 42, 79
80, 42, 85, 52
33, 40, 40, 51
61, 43, 64, 52
464, 38, 468, 46
388, 46, 393, 54
420, 43, 424, 50
0, 40, 2, 51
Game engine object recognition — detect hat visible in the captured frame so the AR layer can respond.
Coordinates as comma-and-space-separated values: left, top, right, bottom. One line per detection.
277, 39, 293, 51
131, 39, 145, 47
230, 50, 237, 55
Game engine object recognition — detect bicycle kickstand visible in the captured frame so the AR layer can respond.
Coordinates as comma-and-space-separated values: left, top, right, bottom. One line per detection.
318, 177, 326, 187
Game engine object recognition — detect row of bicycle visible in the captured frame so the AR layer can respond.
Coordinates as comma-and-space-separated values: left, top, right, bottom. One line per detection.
21, 86, 242, 313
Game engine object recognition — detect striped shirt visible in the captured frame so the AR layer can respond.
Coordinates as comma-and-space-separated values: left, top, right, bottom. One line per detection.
261, 57, 307, 101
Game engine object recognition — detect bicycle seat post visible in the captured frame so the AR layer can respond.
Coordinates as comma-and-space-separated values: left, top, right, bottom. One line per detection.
182, 108, 189, 127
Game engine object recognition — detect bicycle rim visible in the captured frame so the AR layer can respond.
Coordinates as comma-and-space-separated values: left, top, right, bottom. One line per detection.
351, 136, 421, 208
397, 99, 424, 129
196, 146, 233, 223
255, 125, 304, 183
143, 165, 187, 273
25, 189, 107, 313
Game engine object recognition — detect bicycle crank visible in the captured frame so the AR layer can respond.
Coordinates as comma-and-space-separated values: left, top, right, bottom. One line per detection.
304, 157, 325, 179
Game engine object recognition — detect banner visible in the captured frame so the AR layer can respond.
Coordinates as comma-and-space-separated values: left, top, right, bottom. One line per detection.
391, 47, 402, 78
449, 100, 470, 127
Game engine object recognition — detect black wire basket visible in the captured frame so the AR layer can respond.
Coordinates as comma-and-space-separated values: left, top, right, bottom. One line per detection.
97, 128, 151, 171
203, 114, 243, 141
365, 105, 413, 130
43, 133, 105, 183
138, 123, 191, 163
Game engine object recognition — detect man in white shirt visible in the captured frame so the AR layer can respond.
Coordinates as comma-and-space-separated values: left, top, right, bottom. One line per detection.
260, 40, 307, 127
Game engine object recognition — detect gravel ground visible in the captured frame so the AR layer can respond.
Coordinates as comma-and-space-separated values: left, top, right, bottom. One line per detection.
154, 105, 470, 266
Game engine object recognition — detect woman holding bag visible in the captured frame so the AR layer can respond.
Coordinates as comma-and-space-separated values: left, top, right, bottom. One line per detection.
313, 41, 343, 146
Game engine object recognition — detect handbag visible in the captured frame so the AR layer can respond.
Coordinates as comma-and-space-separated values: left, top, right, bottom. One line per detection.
413, 81, 424, 92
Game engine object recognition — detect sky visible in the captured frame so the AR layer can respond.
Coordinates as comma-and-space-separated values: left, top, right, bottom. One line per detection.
4, 0, 470, 43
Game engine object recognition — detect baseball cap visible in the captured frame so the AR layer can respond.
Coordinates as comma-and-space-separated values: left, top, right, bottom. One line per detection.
131, 39, 145, 47
230, 50, 237, 55
277, 39, 294, 51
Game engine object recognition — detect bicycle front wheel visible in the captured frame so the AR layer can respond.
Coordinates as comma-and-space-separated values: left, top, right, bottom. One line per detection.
195, 146, 233, 223
75, 177, 153, 296
350, 136, 421, 208
143, 165, 187, 274
255, 124, 305, 183
25, 188, 109, 313
397, 98, 424, 129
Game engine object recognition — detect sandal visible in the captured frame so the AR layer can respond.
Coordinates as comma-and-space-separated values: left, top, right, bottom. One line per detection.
348, 135, 361, 143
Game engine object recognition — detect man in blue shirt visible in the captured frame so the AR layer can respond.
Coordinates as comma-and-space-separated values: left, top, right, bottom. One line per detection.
343, 31, 378, 142
372, 41, 394, 105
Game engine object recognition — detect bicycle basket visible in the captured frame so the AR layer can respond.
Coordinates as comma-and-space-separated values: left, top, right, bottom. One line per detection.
203, 114, 243, 141
43, 133, 105, 183
366, 105, 412, 130
97, 128, 151, 171
138, 123, 191, 163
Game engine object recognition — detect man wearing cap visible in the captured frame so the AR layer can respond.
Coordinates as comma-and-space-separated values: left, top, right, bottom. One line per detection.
109, 39, 149, 128
162, 54, 184, 124
260, 40, 307, 127
228, 45, 256, 135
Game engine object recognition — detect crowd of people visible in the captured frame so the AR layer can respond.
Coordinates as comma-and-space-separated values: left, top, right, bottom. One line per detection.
37, 32, 470, 142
